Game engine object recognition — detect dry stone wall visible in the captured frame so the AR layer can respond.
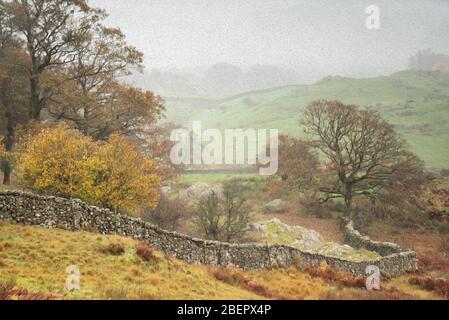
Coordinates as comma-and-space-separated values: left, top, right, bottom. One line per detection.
0, 191, 417, 276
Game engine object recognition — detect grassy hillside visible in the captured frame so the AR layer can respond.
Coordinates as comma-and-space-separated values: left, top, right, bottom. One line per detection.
166, 71, 449, 170
0, 221, 332, 300
0, 222, 440, 300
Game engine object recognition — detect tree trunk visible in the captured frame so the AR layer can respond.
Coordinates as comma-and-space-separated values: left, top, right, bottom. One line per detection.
344, 183, 353, 218
2, 111, 15, 185
2, 161, 11, 185
29, 75, 41, 120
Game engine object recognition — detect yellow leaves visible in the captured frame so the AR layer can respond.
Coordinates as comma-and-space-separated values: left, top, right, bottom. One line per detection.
0, 135, 13, 162
0, 136, 6, 159
17, 124, 91, 196
80, 134, 160, 213
16, 125, 160, 214
418, 176, 449, 220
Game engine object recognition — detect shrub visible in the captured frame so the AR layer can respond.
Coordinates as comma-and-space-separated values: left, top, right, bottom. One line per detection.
305, 263, 366, 288
0, 279, 54, 300
440, 168, 449, 177
136, 243, 158, 263
298, 192, 332, 219
81, 134, 160, 213
419, 254, 449, 272
266, 179, 286, 199
323, 286, 410, 300
409, 276, 449, 298
439, 238, 449, 254
193, 179, 253, 242
16, 124, 94, 197
99, 242, 126, 256
353, 188, 429, 229
437, 223, 449, 234
16, 125, 160, 214
418, 176, 449, 221
141, 194, 190, 231
211, 267, 284, 299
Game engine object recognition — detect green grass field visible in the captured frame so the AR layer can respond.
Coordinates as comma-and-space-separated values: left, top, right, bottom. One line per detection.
178, 173, 262, 184
166, 70, 449, 170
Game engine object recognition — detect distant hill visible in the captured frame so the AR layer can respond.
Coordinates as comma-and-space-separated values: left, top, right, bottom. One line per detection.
165, 70, 449, 170
126, 63, 302, 98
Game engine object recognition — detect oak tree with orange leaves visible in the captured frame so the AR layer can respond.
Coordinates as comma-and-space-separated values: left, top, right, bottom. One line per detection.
276, 134, 319, 190
301, 100, 424, 218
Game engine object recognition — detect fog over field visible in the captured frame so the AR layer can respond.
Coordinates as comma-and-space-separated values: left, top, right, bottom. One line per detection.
2, 0, 449, 303
91, 0, 449, 86
85, 1, 449, 169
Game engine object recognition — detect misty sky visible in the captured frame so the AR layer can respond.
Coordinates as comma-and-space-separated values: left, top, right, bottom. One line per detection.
91, 0, 449, 78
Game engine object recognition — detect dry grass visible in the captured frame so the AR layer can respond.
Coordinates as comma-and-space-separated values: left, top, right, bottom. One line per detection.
367, 220, 449, 278
211, 267, 285, 299
367, 221, 446, 257
244, 267, 331, 300
409, 276, 449, 298
135, 243, 159, 264
0, 279, 55, 300
98, 242, 126, 256
418, 255, 449, 274
0, 221, 262, 300
1, 221, 447, 300
305, 263, 366, 288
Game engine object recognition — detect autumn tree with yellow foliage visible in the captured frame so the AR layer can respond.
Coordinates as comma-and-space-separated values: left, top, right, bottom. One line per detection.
16, 125, 160, 214
80, 134, 160, 212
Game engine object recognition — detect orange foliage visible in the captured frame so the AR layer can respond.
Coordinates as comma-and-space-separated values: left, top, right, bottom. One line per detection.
409, 276, 449, 298
305, 263, 366, 288
418, 255, 449, 273
16, 124, 160, 213
136, 243, 159, 264
212, 267, 287, 299
80, 134, 160, 212
0, 281, 54, 300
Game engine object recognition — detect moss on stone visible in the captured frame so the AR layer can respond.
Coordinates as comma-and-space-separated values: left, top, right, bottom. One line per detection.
249, 219, 380, 262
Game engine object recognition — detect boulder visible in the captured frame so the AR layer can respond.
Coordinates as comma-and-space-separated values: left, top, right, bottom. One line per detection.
180, 183, 222, 200
160, 186, 172, 194
248, 218, 380, 261
264, 199, 292, 213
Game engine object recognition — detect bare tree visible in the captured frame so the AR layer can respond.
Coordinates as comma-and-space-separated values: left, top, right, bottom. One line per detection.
301, 100, 424, 218
194, 190, 222, 240
193, 179, 253, 242
141, 194, 191, 231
